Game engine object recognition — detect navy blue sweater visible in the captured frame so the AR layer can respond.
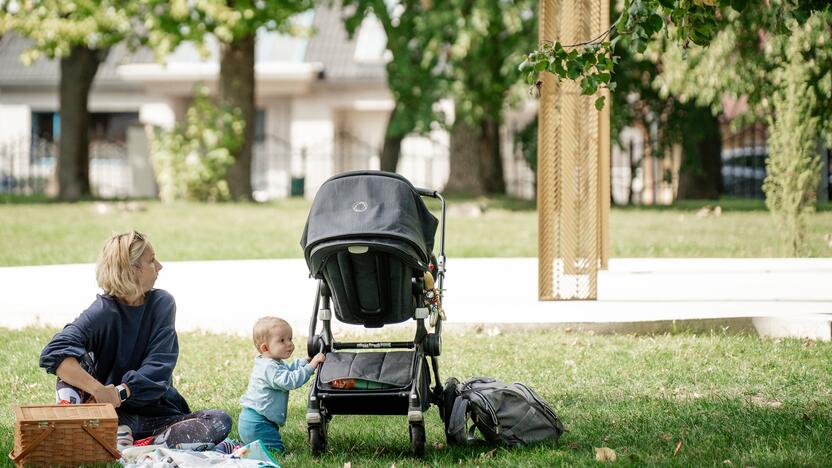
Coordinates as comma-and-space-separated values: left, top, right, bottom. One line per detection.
40, 289, 190, 417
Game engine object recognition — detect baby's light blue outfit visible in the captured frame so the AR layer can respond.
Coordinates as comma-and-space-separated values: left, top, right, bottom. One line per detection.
239, 355, 315, 452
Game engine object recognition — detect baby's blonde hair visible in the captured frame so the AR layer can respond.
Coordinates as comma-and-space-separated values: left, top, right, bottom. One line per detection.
252, 317, 290, 351
95, 230, 150, 300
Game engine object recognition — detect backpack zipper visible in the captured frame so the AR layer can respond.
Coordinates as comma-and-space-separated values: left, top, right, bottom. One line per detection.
471, 390, 500, 433
514, 382, 560, 424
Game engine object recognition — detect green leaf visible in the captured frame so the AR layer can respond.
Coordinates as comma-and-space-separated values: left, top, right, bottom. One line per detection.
567, 61, 582, 80
553, 60, 567, 77
658, 0, 675, 8
690, 29, 711, 46
526, 72, 537, 85
729, 0, 749, 11
645, 14, 664, 36
595, 95, 606, 111
534, 60, 548, 72
580, 75, 598, 95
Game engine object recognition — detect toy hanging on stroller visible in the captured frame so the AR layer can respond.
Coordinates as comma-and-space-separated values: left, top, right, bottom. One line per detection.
299, 170, 447, 457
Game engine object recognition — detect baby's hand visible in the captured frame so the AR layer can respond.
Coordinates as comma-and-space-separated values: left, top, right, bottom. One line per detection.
310, 352, 326, 368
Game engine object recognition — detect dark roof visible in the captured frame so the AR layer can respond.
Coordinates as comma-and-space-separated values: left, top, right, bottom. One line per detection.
0, 5, 387, 88
303, 4, 386, 84
0, 33, 153, 88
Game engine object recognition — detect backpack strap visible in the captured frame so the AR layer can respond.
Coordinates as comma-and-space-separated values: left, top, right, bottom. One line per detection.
447, 396, 479, 445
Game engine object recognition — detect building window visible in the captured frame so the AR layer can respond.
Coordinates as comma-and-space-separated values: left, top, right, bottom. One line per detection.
31, 112, 139, 143
31, 112, 58, 142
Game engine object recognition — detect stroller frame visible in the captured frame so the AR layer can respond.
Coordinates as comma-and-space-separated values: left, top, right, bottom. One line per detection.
305, 186, 447, 457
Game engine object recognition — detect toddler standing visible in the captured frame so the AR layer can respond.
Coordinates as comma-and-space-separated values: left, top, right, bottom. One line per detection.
239, 317, 325, 453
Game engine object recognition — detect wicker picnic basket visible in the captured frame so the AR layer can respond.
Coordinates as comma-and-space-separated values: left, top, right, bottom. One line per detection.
9, 404, 120, 467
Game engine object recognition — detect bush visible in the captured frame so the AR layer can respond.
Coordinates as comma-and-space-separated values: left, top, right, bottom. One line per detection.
151, 85, 244, 202
763, 14, 828, 256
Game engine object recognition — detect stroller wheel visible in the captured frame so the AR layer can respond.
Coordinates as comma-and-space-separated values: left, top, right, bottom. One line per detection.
409, 422, 425, 457
309, 426, 326, 456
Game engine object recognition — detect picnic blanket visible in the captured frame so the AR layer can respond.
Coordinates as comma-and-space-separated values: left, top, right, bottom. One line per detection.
121, 440, 280, 468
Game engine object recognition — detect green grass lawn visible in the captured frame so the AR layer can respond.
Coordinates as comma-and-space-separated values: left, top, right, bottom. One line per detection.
2, 326, 830, 466
1, 197, 831, 266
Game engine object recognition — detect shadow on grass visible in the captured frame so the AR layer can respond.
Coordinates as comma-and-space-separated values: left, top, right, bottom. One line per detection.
431, 196, 832, 214
615, 197, 832, 213
275, 396, 831, 466
0, 193, 55, 204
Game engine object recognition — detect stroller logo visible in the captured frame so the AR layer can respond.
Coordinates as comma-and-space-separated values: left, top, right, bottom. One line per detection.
352, 201, 368, 213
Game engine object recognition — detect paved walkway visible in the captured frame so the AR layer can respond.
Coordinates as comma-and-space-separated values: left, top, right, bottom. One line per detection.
1, 258, 830, 339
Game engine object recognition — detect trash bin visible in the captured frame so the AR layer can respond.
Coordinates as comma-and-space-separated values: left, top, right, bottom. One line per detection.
290, 176, 305, 197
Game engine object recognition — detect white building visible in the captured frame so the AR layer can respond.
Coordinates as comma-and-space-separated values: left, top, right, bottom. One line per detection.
0, 6, 534, 200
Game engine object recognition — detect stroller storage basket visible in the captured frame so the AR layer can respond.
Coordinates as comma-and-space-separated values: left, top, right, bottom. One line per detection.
319, 351, 416, 390
315, 351, 431, 416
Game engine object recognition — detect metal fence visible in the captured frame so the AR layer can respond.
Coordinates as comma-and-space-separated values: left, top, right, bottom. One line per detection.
611, 128, 650, 205
4, 130, 538, 200
0, 136, 130, 198
265, 130, 537, 200
721, 123, 767, 200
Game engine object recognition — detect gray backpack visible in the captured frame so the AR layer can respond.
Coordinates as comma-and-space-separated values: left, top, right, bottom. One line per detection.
444, 377, 564, 447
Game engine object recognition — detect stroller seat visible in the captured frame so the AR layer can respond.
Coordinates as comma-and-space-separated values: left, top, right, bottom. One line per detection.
320, 247, 417, 327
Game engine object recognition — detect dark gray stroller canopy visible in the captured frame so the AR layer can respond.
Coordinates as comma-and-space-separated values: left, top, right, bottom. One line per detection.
301, 171, 439, 277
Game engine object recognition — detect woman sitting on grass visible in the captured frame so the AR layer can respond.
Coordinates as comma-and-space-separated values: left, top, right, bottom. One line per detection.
39, 230, 232, 450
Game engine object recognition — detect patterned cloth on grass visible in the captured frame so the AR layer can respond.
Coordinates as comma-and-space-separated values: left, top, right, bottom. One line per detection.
120, 440, 280, 467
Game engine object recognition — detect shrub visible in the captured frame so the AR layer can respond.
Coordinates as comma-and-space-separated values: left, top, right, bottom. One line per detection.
151, 85, 244, 202
763, 14, 828, 256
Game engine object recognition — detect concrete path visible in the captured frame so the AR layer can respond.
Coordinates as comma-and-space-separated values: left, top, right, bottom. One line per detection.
1, 258, 830, 339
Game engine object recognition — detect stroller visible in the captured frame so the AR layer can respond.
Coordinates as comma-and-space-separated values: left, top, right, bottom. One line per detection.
299, 170, 447, 457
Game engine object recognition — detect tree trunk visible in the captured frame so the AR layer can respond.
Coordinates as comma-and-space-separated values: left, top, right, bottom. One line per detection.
380, 105, 403, 173
445, 116, 508, 196
445, 121, 487, 196
57, 46, 104, 201
481, 117, 506, 194
219, 33, 255, 200
676, 106, 722, 200
627, 133, 641, 205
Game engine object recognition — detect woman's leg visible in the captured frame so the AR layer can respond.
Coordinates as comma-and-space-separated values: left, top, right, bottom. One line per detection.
118, 412, 188, 439
237, 407, 285, 453
54, 353, 95, 404
147, 410, 233, 449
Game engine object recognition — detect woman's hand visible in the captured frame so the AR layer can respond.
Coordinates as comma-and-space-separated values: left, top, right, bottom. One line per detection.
57, 357, 121, 405
91, 384, 122, 408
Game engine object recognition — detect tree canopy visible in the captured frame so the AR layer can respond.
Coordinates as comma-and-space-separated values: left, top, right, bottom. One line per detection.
523, 0, 832, 254
0, 0, 141, 200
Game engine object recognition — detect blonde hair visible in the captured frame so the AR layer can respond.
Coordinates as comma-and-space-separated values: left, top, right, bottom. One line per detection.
252, 317, 290, 351
96, 230, 150, 300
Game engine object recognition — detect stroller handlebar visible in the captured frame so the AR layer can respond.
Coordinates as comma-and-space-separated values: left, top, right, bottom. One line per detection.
414, 187, 437, 198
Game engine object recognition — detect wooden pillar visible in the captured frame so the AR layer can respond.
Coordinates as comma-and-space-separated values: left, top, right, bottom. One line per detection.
538, 0, 610, 300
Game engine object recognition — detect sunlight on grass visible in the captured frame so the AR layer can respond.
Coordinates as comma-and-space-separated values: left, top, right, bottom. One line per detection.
1, 197, 831, 265
2, 326, 830, 466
